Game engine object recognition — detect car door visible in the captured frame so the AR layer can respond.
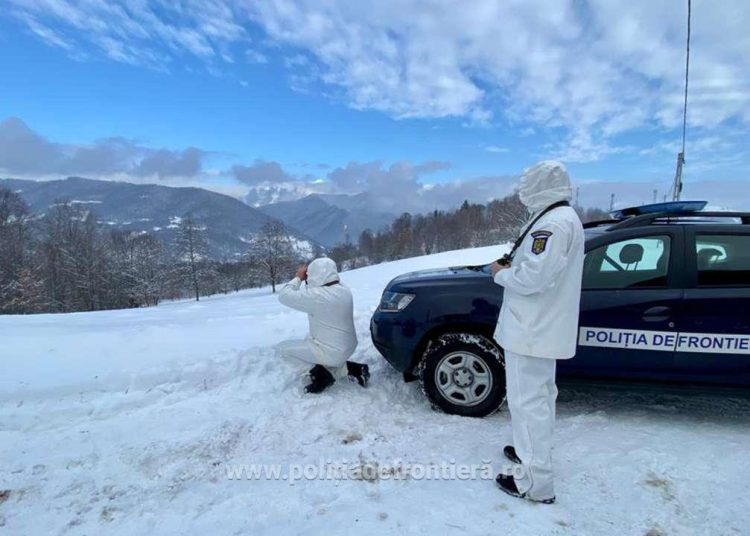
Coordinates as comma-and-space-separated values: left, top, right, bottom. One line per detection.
564, 228, 684, 379
675, 227, 750, 385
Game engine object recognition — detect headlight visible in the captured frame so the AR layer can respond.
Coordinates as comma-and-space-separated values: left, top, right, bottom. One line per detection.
379, 291, 415, 312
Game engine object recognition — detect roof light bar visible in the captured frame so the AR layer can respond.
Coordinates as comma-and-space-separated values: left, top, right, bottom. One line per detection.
610, 200, 707, 220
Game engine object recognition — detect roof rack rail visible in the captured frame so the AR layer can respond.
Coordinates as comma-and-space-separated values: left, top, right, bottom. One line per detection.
583, 219, 621, 229
608, 211, 750, 231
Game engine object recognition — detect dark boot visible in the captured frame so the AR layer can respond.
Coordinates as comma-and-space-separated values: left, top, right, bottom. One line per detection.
346, 361, 370, 388
495, 473, 555, 504
305, 365, 335, 394
504, 445, 522, 465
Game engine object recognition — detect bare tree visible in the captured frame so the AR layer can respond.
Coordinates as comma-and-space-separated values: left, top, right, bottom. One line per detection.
175, 216, 209, 301
0, 188, 35, 313
577, 206, 610, 223
358, 229, 375, 261
487, 193, 528, 242
109, 230, 165, 307
217, 261, 255, 293
420, 210, 442, 255
71, 210, 107, 311
1, 192, 299, 314
39, 202, 108, 312
131, 233, 165, 305
390, 213, 413, 259
329, 242, 358, 271
248, 220, 297, 293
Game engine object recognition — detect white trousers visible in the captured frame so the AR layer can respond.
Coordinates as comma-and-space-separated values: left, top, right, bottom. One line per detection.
275, 339, 348, 380
504, 350, 558, 501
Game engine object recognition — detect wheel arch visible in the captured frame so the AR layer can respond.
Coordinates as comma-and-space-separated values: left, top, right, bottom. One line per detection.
409, 321, 498, 373
417, 328, 506, 417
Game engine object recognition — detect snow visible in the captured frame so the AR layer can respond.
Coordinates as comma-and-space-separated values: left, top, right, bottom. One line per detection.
167, 216, 182, 229
50, 200, 102, 207
1, 245, 749, 535
291, 237, 315, 258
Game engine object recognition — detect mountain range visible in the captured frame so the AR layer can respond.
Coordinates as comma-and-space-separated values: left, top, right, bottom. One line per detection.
259, 192, 396, 247
0, 177, 317, 259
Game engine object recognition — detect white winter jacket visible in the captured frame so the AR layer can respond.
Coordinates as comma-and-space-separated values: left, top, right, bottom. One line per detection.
493, 161, 585, 359
278, 258, 358, 365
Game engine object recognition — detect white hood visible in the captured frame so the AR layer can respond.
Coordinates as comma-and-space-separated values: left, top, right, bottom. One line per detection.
307, 257, 339, 287
518, 161, 573, 213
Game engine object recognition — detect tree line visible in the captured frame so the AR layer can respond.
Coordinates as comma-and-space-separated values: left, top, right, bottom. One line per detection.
0, 188, 304, 314
327, 194, 608, 270
0, 187, 608, 315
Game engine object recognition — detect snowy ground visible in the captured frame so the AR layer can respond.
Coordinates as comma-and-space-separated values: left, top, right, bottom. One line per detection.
1, 246, 749, 535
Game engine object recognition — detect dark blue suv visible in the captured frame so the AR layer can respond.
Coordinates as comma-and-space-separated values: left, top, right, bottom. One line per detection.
371, 203, 750, 417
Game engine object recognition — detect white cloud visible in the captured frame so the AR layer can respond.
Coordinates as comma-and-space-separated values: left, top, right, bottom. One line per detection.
246, 0, 750, 161
24, 16, 75, 51
1, 117, 512, 211
245, 48, 268, 64
0, 117, 208, 180
485, 146, 509, 154
242, 159, 516, 213
243, 182, 323, 206
7, 0, 247, 69
327, 160, 450, 197
232, 160, 295, 185
6, 1, 750, 166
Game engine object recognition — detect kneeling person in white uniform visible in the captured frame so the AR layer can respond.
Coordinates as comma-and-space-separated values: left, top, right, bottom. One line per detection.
490, 161, 584, 504
276, 257, 369, 394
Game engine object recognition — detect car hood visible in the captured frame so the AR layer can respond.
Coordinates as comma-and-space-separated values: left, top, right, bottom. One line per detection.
388, 265, 490, 288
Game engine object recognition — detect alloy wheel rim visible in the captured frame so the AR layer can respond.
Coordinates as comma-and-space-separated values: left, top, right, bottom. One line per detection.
434, 351, 493, 407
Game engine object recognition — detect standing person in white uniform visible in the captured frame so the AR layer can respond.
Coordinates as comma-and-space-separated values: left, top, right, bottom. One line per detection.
490, 161, 584, 504
276, 257, 370, 394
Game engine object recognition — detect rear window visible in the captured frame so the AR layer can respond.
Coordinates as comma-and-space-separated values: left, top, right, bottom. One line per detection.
696, 234, 750, 287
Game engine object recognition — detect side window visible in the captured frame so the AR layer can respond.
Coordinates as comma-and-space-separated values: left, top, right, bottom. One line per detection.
583, 236, 671, 290
696, 234, 750, 287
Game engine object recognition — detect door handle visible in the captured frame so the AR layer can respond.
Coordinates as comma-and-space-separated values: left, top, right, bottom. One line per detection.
642, 306, 672, 322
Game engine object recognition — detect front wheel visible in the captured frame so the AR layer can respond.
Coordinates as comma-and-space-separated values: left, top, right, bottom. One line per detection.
419, 333, 506, 418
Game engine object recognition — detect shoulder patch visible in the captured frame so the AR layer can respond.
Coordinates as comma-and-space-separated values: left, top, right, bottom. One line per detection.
530, 230, 552, 255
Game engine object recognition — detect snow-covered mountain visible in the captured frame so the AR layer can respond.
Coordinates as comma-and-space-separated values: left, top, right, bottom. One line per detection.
259, 192, 396, 247
1, 177, 318, 259
1, 245, 748, 535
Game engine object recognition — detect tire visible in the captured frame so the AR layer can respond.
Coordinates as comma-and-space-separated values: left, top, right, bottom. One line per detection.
419, 333, 506, 418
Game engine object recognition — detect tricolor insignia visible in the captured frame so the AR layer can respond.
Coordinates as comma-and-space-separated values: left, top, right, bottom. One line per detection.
530, 230, 552, 255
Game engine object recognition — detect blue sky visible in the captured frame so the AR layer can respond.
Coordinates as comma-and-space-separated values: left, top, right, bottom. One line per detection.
0, 1, 748, 211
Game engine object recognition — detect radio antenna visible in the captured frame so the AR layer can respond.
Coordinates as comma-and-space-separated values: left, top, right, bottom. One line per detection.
672, 0, 691, 201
